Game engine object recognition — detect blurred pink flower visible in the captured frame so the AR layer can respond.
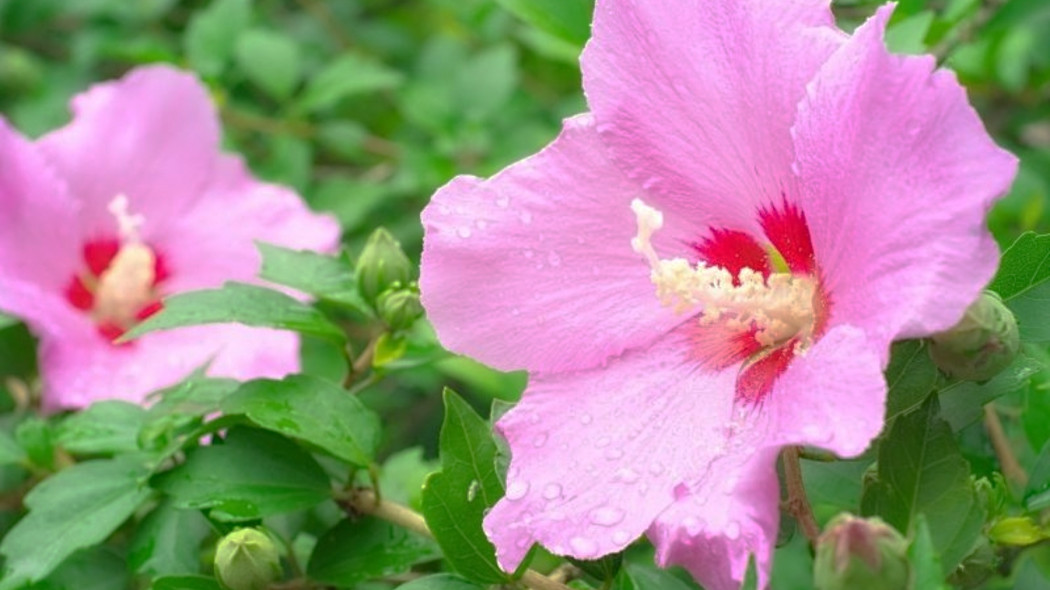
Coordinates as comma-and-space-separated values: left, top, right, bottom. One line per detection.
0, 65, 340, 411
420, 1, 1016, 588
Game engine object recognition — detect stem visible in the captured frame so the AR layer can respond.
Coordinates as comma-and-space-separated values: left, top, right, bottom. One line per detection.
984, 404, 1028, 488
343, 489, 574, 590
782, 446, 821, 545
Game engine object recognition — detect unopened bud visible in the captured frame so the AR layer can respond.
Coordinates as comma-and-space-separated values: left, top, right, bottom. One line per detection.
214, 528, 282, 590
814, 514, 909, 590
377, 285, 423, 331
929, 291, 1019, 382
357, 228, 412, 304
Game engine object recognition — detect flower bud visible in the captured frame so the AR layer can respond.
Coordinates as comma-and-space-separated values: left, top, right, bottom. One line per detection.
929, 291, 1019, 382
214, 528, 282, 590
356, 228, 413, 305
813, 514, 909, 590
377, 285, 423, 331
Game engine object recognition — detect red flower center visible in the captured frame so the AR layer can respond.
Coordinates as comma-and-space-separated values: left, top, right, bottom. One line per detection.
689, 199, 831, 403
64, 237, 170, 344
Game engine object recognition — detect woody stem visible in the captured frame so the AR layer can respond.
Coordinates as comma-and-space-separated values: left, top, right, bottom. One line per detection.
782, 445, 821, 544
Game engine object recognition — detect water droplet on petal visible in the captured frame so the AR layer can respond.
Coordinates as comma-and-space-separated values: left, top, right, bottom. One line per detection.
506, 480, 529, 500
519, 210, 533, 224
543, 483, 562, 500
475, 219, 488, 230
614, 468, 640, 484
725, 520, 741, 540
683, 517, 702, 535
579, 413, 593, 425
595, 436, 611, 448
547, 251, 561, 267
649, 462, 665, 476
604, 448, 624, 460
496, 195, 510, 208
457, 227, 472, 238
569, 536, 599, 557
590, 506, 625, 527
523, 249, 534, 259
533, 432, 548, 448
613, 530, 632, 545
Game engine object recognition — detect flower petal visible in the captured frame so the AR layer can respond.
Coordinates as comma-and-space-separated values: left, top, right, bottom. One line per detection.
483, 327, 740, 570
40, 323, 299, 411
767, 325, 885, 457
648, 448, 780, 590
582, 0, 843, 221
420, 114, 687, 374
792, 5, 1018, 351
36, 65, 221, 238
155, 155, 341, 292
0, 119, 81, 290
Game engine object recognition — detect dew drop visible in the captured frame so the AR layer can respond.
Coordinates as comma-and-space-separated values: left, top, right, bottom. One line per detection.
579, 413, 593, 425
519, 210, 533, 224
590, 506, 625, 527
613, 530, 632, 545
496, 195, 510, 208
475, 219, 488, 230
532, 432, 549, 448
467, 480, 480, 502
604, 448, 624, 460
569, 536, 599, 557
543, 483, 562, 500
439, 204, 451, 215
725, 520, 741, 540
595, 436, 611, 448
614, 468, 640, 484
648, 462, 665, 476
523, 249, 534, 259
547, 251, 561, 267
505, 480, 529, 500
457, 227, 472, 238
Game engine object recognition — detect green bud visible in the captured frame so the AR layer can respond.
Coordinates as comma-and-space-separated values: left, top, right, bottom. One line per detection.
814, 514, 909, 590
988, 516, 1047, 546
377, 285, 423, 331
929, 291, 1019, 382
214, 528, 282, 590
356, 228, 412, 305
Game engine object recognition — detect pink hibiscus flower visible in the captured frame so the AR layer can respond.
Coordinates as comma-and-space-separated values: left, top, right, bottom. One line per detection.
0, 65, 340, 411
420, 1, 1016, 588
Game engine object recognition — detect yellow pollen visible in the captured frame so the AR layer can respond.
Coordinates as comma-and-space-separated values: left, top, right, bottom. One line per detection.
93, 195, 156, 325
630, 198, 817, 352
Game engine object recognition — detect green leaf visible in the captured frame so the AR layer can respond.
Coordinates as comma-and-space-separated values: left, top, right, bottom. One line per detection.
885, 10, 935, 54
56, 401, 146, 455
908, 515, 948, 590
614, 560, 698, 590
0, 429, 27, 466
454, 45, 519, 122
257, 243, 371, 314
235, 29, 302, 100
296, 53, 403, 113
861, 397, 984, 574
420, 389, 509, 583
0, 312, 16, 330
15, 417, 54, 470
884, 340, 941, 424
801, 459, 871, 525
989, 232, 1050, 343
151, 576, 222, 590
0, 456, 151, 588
153, 427, 330, 521
123, 282, 345, 346
35, 546, 129, 590
938, 347, 1042, 430
221, 374, 381, 466
306, 516, 440, 586
496, 0, 594, 46
183, 0, 251, 77
396, 574, 484, 589
129, 500, 211, 577
1024, 439, 1050, 510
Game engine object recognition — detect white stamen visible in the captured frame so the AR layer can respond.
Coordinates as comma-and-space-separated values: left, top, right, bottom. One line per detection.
631, 198, 817, 351
108, 194, 145, 243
